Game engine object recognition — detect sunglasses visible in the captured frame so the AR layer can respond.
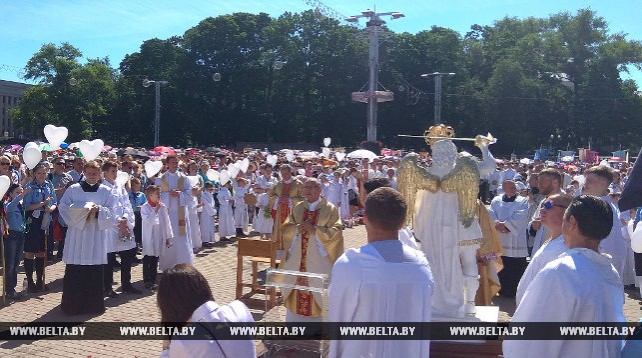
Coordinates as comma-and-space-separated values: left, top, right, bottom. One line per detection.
0, 162, 9, 166
56, 162, 65, 166
543, 201, 568, 211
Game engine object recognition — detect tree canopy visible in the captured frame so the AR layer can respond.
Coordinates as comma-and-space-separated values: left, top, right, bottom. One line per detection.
11, 9, 642, 154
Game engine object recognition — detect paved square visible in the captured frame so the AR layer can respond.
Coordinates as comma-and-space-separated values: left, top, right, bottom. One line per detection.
0, 225, 640, 357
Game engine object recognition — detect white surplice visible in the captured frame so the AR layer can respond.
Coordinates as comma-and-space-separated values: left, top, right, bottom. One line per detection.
140, 202, 174, 257
489, 195, 529, 257
503, 248, 625, 358
253, 193, 273, 234
189, 197, 202, 250
59, 184, 115, 265
217, 188, 235, 238
329, 242, 433, 358
103, 180, 136, 253
160, 300, 256, 358
199, 191, 217, 243
515, 235, 568, 306
233, 184, 249, 231
156, 172, 195, 271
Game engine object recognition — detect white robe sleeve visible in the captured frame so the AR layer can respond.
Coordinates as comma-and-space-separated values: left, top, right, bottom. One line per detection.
162, 205, 175, 239
179, 178, 196, 208
503, 200, 529, 234
202, 195, 216, 216
121, 187, 136, 231
97, 205, 115, 230
476, 145, 497, 177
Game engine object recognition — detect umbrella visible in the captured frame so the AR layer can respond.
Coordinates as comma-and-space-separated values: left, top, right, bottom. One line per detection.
153, 146, 176, 155
134, 150, 149, 158
608, 157, 625, 162
205, 147, 221, 153
347, 149, 378, 161
103, 145, 113, 151
4, 144, 22, 152
118, 148, 138, 156
38, 143, 54, 151
561, 156, 574, 162
298, 151, 318, 159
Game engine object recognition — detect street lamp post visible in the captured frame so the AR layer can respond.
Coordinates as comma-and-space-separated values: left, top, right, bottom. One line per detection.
421, 72, 455, 124
143, 78, 169, 147
347, 9, 404, 142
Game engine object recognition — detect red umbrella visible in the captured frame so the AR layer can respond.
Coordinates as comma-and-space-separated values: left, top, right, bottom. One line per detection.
153, 146, 176, 155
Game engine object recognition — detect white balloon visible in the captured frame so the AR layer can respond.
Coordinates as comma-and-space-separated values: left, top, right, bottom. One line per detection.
43, 124, 68, 149
116, 171, 130, 187
322, 147, 331, 158
632, 223, 642, 253
206, 169, 219, 182
266, 155, 278, 167
227, 163, 240, 178
240, 158, 250, 173
144, 160, 163, 178
285, 150, 295, 162
219, 170, 231, 186
0, 176, 10, 199
335, 152, 346, 162
323, 137, 331, 147
79, 139, 104, 161
23, 147, 41, 170
24, 142, 39, 151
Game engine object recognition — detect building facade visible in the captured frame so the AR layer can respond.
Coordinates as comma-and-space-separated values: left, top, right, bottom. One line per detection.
0, 80, 30, 138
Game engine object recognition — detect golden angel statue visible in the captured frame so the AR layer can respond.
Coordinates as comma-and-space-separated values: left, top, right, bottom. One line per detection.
398, 124, 497, 319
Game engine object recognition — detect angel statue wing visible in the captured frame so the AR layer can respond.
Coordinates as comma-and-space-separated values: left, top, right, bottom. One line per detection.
440, 152, 481, 228
398, 152, 480, 228
397, 153, 439, 226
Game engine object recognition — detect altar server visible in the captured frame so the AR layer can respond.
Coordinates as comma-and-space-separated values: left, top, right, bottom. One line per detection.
141, 185, 173, 290
199, 182, 217, 245
329, 187, 433, 358
59, 161, 114, 315
503, 195, 625, 358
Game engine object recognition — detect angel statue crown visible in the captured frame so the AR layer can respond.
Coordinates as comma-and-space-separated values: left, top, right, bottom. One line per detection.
423, 124, 455, 146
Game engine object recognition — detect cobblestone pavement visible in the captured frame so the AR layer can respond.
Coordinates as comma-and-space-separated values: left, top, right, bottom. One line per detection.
0, 224, 640, 357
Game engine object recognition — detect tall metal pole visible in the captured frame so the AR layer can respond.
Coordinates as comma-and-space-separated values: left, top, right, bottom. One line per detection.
346, 10, 404, 142
154, 81, 161, 147
367, 23, 380, 142
434, 75, 442, 125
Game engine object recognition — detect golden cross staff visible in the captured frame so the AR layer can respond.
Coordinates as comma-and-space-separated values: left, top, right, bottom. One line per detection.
397, 133, 497, 145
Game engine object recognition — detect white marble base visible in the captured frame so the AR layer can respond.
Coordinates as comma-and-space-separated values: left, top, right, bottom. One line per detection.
433, 306, 500, 343
432, 306, 499, 323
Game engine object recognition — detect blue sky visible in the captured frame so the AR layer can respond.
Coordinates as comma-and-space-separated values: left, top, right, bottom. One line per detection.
2, 0, 641, 86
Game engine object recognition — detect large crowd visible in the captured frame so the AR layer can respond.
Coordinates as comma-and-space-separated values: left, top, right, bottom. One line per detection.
0, 142, 640, 357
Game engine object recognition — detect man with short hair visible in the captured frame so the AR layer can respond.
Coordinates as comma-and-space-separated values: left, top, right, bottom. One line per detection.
281, 178, 343, 322
269, 164, 303, 249
329, 187, 433, 358
489, 180, 529, 297
503, 195, 625, 357
59, 161, 115, 315
102, 161, 140, 296
529, 168, 564, 255
515, 194, 572, 305
583, 165, 628, 279
51, 157, 74, 259
67, 156, 85, 182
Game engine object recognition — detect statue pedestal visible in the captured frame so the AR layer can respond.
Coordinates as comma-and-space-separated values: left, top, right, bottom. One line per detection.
430, 306, 503, 358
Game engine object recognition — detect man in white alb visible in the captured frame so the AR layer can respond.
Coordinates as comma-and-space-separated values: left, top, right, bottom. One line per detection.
503, 195, 625, 358
329, 187, 433, 358
515, 194, 571, 305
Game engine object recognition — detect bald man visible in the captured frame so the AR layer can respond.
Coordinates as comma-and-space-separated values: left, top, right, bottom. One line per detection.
489, 180, 529, 297
281, 178, 344, 322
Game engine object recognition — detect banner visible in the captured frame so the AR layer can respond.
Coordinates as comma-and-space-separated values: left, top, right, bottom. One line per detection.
0, 322, 639, 341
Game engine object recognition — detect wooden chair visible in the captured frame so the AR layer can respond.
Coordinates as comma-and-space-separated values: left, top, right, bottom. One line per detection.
236, 238, 281, 308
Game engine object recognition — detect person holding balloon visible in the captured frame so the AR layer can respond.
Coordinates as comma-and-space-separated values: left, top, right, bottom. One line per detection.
22, 161, 57, 293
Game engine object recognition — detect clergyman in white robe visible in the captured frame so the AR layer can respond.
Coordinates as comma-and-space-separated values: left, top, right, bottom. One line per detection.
59, 181, 115, 315
503, 248, 625, 358
329, 240, 433, 358
156, 172, 195, 271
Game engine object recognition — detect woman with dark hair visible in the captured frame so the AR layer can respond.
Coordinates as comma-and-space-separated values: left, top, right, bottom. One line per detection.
157, 264, 255, 358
